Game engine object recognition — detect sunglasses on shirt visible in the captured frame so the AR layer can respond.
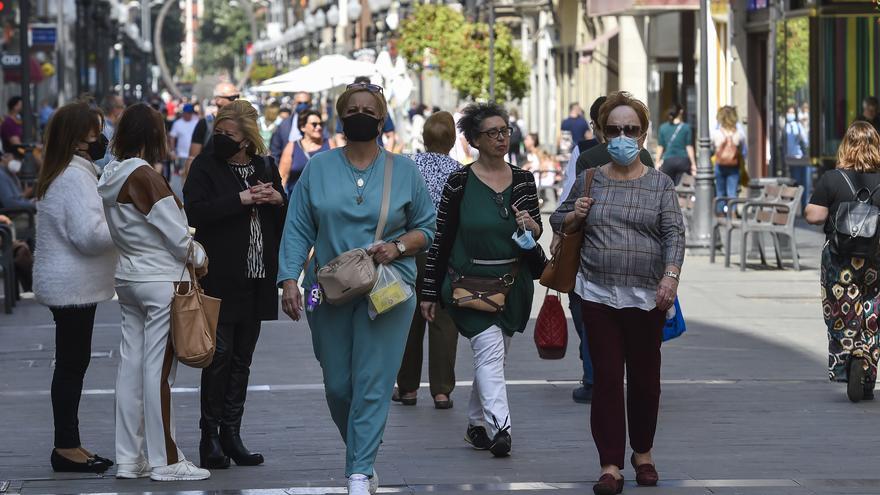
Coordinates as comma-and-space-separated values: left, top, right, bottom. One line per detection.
215, 94, 240, 102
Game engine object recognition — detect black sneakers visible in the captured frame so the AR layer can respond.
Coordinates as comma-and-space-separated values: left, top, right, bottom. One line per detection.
489, 415, 512, 458
464, 425, 491, 450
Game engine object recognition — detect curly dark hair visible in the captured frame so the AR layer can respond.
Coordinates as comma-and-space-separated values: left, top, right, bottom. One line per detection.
457, 102, 509, 147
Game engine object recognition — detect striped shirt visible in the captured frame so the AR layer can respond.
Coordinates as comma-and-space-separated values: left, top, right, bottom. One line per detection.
422, 164, 542, 302
230, 164, 266, 279
550, 166, 685, 290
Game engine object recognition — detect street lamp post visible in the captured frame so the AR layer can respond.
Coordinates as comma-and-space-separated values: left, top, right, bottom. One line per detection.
487, 0, 495, 102
327, 5, 340, 54
691, 0, 715, 248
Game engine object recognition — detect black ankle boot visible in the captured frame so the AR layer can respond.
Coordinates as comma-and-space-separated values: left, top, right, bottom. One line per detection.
200, 428, 231, 469
219, 425, 264, 466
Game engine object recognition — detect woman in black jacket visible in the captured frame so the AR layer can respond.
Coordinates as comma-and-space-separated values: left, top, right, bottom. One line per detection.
183, 100, 286, 470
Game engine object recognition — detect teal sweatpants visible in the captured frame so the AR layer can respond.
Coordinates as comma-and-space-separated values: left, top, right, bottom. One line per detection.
306, 295, 416, 477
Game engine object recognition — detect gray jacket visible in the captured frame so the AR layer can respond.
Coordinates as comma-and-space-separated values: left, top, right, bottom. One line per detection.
550, 166, 685, 290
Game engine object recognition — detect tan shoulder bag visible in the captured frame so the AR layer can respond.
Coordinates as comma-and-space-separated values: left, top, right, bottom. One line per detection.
317, 153, 394, 305
171, 244, 221, 368
539, 168, 595, 292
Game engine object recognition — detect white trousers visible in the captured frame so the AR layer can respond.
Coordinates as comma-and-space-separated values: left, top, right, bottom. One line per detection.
467, 325, 512, 436
115, 281, 185, 468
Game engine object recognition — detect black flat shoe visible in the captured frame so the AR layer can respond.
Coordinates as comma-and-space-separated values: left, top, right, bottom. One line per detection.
848, 357, 866, 403
50, 449, 111, 473
88, 453, 114, 467
200, 428, 231, 469
434, 398, 453, 409
220, 425, 264, 466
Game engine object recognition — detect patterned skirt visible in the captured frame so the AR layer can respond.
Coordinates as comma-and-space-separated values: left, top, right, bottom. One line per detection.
821, 246, 880, 383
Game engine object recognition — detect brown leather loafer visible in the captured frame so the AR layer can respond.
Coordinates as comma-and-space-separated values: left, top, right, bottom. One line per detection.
630, 453, 659, 486
593, 473, 624, 495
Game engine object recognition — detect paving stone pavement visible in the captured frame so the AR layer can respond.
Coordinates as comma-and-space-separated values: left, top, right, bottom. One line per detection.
2, 223, 877, 495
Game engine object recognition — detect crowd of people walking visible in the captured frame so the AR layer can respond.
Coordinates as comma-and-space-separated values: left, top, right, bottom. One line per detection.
29, 71, 880, 495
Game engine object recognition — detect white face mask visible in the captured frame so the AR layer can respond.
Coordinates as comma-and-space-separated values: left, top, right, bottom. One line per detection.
8, 159, 21, 174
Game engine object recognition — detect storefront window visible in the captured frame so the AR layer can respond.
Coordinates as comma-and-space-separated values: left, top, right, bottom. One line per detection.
820, 16, 880, 159
775, 17, 810, 164
748, 0, 768, 10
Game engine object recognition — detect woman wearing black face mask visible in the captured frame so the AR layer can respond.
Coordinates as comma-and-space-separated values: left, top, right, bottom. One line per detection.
182, 100, 286, 470
277, 83, 436, 495
33, 100, 118, 473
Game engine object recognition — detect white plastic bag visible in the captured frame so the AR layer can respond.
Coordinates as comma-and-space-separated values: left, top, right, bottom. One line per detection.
368, 264, 414, 320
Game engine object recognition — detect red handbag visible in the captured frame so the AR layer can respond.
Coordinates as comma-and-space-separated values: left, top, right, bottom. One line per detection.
534, 291, 568, 360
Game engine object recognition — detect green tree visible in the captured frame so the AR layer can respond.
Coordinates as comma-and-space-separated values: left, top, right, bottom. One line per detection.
151, 1, 184, 79
399, 4, 529, 101
775, 17, 809, 111
195, 0, 253, 76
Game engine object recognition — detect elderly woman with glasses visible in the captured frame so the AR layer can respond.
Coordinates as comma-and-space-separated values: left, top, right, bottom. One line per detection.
278, 109, 333, 197
551, 92, 685, 495
277, 83, 436, 495
421, 102, 542, 459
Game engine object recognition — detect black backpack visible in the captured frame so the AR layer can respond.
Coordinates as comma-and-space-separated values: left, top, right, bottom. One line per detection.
830, 170, 880, 259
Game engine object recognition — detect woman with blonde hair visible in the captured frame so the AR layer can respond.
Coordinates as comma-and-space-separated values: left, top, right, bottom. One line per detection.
278, 82, 436, 495
713, 106, 745, 214
806, 121, 880, 403
183, 99, 286, 469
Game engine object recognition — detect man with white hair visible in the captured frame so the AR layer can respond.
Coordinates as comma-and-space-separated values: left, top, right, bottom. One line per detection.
183, 82, 240, 180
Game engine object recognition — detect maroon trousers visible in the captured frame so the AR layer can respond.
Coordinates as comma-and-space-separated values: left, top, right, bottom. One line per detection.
582, 300, 665, 469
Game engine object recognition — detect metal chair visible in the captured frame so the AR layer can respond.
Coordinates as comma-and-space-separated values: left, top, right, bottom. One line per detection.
0, 206, 36, 250
710, 184, 782, 266
739, 185, 804, 271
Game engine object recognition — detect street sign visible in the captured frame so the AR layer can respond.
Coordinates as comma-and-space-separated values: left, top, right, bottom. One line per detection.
30, 25, 56, 46
1, 54, 21, 68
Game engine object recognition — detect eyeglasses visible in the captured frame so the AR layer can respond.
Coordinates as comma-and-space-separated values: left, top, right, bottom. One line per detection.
604, 124, 642, 138
346, 82, 384, 94
491, 193, 510, 220
478, 127, 513, 140
216, 94, 240, 102
307, 122, 323, 128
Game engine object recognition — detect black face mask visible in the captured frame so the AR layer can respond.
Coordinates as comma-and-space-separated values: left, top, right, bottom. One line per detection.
213, 133, 244, 160
342, 113, 382, 142
86, 134, 109, 162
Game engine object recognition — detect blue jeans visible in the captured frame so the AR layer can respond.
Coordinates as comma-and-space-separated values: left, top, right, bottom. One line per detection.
569, 292, 593, 385
715, 165, 740, 214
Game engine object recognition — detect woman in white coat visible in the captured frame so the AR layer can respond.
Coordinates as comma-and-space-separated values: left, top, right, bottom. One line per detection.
33, 101, 118, 473
97, 103, 209, 482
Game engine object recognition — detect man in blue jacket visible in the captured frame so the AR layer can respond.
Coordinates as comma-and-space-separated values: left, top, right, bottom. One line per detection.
270, 92, 313, 162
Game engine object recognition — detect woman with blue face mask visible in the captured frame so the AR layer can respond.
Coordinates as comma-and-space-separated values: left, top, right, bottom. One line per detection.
550, 92, 685, 495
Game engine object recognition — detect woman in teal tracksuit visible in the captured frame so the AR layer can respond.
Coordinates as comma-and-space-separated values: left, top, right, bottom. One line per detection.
277, 83, 436, 495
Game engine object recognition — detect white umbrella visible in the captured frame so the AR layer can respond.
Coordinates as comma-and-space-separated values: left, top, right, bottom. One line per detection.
252, 54, 379, 93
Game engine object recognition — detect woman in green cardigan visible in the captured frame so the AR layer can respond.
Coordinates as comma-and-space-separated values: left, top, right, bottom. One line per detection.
421, 102, 542, 458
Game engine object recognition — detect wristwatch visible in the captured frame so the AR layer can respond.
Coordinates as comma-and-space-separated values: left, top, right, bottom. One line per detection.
663, 271, 680, 281
392, 239, 407, 255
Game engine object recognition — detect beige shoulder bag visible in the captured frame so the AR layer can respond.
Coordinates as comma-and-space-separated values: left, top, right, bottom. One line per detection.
317, 153, 394, 305
171, 243, 221, 368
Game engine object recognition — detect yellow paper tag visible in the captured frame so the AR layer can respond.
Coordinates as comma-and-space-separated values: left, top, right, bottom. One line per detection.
369, 280, 408, 314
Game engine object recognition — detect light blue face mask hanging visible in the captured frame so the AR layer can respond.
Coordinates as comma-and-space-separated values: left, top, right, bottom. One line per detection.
512, 213, 537, 250
607, 135, 641, 166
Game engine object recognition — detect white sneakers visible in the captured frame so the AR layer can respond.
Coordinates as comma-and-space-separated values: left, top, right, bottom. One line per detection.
149, 460, 211, 481
115, 460, 150, 479
347, 470, 378, 494
348, 474, 371, 495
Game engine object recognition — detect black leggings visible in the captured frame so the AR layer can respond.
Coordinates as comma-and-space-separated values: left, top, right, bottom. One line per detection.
51, 305, 97, 449
660, 156, 691, 185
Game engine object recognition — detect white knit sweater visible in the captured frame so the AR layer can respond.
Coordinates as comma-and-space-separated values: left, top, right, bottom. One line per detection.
33, 155, 118, 307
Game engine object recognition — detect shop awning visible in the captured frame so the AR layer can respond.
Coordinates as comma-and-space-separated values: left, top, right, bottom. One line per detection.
586, 0, 699, 17
579, 26, 620, 63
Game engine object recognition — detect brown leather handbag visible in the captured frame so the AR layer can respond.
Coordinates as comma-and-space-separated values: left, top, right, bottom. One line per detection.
539, 168, 595, 292
317, 154, 394, 305
451, 264, 519, 313
171, 264, 221, 368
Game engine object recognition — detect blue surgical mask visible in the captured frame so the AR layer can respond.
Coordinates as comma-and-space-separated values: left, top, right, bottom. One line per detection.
295, 102, 310, 114
786, 113, 796, 122
607, 136, 641, 166
512, 229, 536, 250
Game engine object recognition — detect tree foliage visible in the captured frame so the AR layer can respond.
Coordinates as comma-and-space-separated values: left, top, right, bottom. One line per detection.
775, 17, 809, 110
195, 0, 253, 76
399, 4, 529, 101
